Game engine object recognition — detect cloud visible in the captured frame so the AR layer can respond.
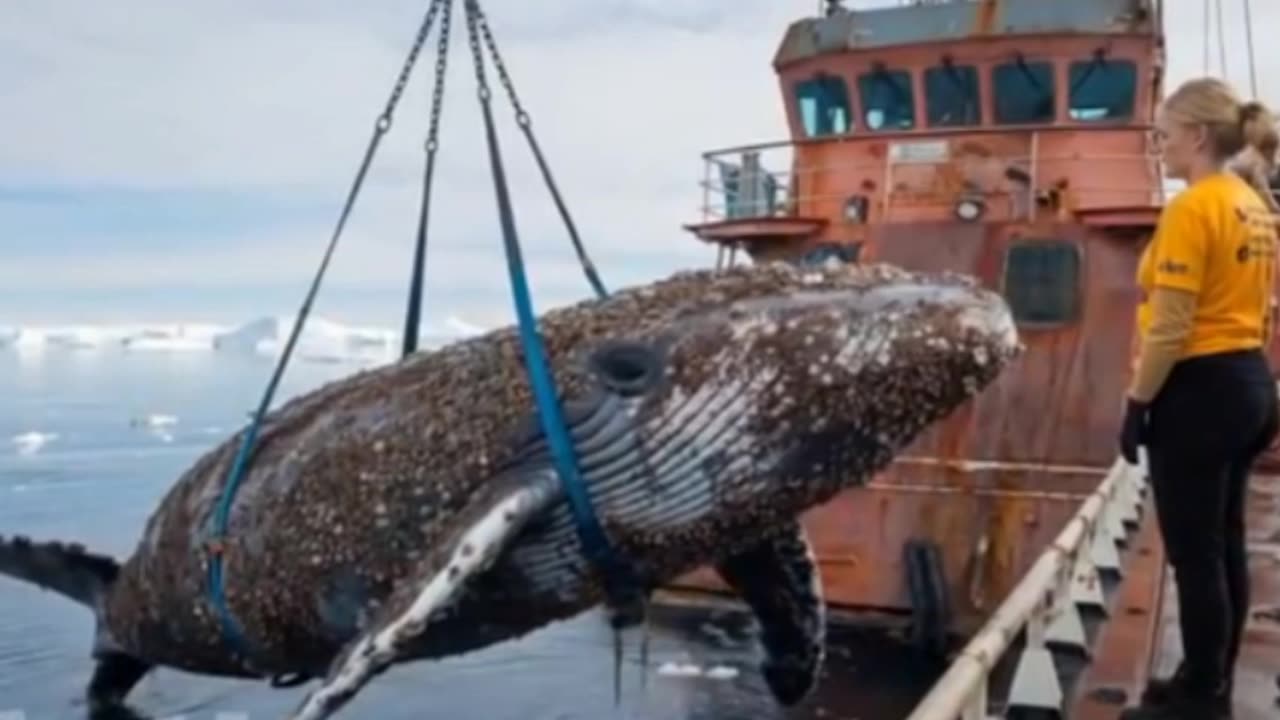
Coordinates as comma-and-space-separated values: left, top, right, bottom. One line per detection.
1, 0, 797, 322
1159, 0, 1276, 97
5, 0, 1280, 323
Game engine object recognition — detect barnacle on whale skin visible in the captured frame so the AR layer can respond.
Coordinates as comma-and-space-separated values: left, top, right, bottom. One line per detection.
0, 261, 1019, 720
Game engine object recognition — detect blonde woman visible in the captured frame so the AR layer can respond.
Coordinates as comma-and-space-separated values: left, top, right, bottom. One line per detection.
1119, 78, 1280, 720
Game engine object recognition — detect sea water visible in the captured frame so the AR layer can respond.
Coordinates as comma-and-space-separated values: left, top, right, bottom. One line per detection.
0, 348, 933, 720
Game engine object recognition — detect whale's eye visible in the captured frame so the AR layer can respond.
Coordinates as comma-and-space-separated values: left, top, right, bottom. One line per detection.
589, 340, 663, 397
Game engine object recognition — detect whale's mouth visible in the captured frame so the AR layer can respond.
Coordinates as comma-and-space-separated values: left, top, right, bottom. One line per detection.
497, 272, 1021, 601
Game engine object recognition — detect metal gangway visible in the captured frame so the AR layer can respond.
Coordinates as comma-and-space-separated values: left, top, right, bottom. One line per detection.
905, 457, 1150, 719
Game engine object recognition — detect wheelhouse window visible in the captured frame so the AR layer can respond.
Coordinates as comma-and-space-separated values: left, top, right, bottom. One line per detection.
857, 66, 916, 131
1002, 240, 1081, 325
1068, 56, 1136, 122
992, 59, 1056, 125
798, 242, 861, 266
925, 62, 980, 127
794, 74, 851, 137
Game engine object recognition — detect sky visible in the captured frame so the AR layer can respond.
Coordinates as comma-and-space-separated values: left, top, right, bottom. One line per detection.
2, 0, 1276, 327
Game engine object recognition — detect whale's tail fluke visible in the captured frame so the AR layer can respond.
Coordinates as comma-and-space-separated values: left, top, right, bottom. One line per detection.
0, 533, 120, 609
0, 534, 153, 714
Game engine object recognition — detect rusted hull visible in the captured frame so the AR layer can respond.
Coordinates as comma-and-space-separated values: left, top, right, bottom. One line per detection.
662, 468, 1280, 719
668, 461, 1107, 632
668, 218, 1146, 631
667, 0, 1262, 714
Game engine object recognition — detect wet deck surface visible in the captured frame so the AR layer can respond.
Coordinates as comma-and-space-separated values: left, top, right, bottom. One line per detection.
1150, 473, 1280, 720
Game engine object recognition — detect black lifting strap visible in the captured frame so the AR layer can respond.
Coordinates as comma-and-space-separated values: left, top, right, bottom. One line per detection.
399, 0, 608, 358
204, 0, 452, 670
402, 0, 455, 357
384, 0, 641, 611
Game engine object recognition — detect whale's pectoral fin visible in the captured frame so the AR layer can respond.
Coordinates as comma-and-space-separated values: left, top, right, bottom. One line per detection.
87, 652, 152, 719
287, 470, 562, 720
714, 519, 826, 707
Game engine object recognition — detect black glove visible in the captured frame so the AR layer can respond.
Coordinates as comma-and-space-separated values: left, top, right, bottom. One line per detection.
1119, 397, 1149, 464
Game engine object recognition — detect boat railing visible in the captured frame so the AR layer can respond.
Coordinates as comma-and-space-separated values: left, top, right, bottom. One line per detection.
696, 141, 1165, 224
902, 456, 1148, 720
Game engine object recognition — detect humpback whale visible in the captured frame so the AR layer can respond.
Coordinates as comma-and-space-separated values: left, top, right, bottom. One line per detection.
0, 261, 1021, 719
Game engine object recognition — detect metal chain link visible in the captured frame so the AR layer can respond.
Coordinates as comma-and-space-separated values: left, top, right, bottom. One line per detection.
204, 0, 450, 665
462, 0, 608, 299
470, 1, 531, 128
401, 0, 455, 356
376, 0, 447, 133
424, 0, 453, 153
458, 0, 637, 620
462, 0, 493, 103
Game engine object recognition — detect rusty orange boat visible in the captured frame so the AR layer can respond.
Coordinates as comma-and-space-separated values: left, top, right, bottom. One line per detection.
655, 1, 1280, 717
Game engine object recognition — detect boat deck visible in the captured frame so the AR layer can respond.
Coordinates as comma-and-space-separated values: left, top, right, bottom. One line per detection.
853, 463, 1280, 719
1148, 473, 1280, 720
1053, 472, 1280, 719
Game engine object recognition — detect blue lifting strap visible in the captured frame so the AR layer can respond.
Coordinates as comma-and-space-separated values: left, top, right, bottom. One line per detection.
463, 0, 637, 599
203, 0, 451, 663
204, 0, 637, 670
204, 114, 391, 661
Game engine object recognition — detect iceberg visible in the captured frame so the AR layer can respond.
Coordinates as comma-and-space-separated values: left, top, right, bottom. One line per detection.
122, 323, 224, 352
3, 323, 220, 352
212, 314, 485, 362
11, 431, 58, 456
213, 315, 397, 363
130, 413, 179, 429
45, 326, 118, 349
0, 314, 489, 363
445, 315, 486, 337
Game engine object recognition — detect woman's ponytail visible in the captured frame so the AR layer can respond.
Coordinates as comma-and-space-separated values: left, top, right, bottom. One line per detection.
1230, 101, 1280, 210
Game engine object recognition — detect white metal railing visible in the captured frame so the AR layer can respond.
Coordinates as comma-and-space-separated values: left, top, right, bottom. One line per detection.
903, 455, 1148, 720
694, 140, 1166, 224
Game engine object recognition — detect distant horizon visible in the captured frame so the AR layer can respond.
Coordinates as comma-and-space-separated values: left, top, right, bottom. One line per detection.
0, 275, 647, 327
0, 310, 489, 335
2, 1, 1255, 326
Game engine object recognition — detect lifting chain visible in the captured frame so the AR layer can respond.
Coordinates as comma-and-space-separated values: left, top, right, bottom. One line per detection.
402, 0, 455, 355
425, 0, 453, 154
461, 0, 639, 603
376, 0, 448, 135
205, 0, 623, 674
466, 0, 609, 299
470, 4, 530, 128
206, 0, 453, 668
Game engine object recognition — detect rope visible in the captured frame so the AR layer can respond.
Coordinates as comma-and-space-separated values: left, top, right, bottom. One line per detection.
1202, 0, 1210, 75
1214, 0, 1227, 79
1243, 0, 1258, 99
203, 0, 448, 667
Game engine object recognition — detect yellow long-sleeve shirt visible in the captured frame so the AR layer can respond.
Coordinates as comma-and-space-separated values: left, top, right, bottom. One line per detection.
1129, 172, 1277, 402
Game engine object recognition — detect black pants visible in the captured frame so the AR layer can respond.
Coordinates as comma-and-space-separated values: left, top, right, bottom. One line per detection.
1144, 348, 1279, 697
